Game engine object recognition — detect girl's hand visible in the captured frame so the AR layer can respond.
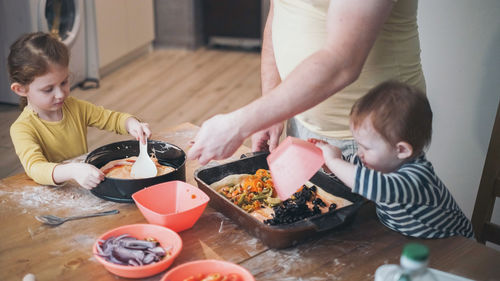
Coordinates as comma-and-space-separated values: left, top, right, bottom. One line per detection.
72, 163, 105, 190
53, 163, 104, 189
126, 117, 151, 144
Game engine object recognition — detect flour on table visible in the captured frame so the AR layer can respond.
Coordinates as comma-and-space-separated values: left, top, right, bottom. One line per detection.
70, 234, 96, 253
0, 182, 117, 214
0, 152, 115, 213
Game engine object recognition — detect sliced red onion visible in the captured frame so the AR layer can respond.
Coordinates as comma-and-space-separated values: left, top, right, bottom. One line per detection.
112, 247, 145, 263
97, 234, 169, 266
143, 253, 156, 264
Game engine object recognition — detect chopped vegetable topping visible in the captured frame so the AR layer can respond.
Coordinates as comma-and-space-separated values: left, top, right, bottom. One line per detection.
218, 169, 338, 225
218, 169, 280, 212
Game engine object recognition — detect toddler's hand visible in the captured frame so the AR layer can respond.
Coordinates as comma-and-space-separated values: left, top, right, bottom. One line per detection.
313, 140, 343, 160
72, 163, 105, 190
307, 138, 328, 145
126, 117, 151, 144
310, 139, 343, 174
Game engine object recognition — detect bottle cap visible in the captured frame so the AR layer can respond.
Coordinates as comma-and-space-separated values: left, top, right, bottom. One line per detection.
402, 243, 429, 262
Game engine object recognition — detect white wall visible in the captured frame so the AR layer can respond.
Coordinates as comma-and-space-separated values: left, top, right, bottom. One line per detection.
418, 0, 500, 247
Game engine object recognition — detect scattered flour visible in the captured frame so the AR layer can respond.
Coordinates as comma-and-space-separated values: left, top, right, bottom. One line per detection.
0, 152, 116, 214
218, 220, 224, 233
70, 234, 97, 252
0, 182, 117, 214
49, 250, 63, 256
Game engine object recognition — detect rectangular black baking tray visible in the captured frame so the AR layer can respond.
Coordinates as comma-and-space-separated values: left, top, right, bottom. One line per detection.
194, 152, 366, 249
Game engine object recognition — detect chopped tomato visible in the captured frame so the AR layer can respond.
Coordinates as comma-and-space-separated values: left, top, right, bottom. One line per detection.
226, 274, 242, 281
182, 273, 242, 281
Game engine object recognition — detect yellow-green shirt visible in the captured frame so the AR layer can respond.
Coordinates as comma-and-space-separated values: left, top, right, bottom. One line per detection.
273, 0, 426, 139
10, 96, 132, 185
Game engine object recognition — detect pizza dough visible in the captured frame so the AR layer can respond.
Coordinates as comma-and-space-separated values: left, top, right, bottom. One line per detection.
100, 156, 175, 179
210, 172, 352, 222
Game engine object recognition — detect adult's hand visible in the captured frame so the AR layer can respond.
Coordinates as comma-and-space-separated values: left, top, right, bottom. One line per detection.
187, 113, 246, 165
251, 122, 284, 152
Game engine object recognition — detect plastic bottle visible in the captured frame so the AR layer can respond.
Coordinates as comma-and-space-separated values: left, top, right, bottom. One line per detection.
375, 243, 439, 281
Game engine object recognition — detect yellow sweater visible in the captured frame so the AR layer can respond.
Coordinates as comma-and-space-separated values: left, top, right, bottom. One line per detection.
10, 96, 132, 185
273, 0, 426, 139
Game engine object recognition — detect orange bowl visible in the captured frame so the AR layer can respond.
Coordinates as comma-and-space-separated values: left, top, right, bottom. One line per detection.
160, 259, 255, 281
132, 181, 210, 232
267, 136, 325, 201
93, 224, 182, 278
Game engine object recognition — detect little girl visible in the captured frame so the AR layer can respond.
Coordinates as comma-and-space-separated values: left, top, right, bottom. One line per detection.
312, 81, 473, 239
8, 32, 150, 189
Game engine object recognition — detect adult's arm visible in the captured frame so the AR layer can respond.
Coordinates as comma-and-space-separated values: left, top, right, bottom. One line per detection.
189, 0, 395, 164
261, 0, 281, 96
240, 0, 395, 133
251, 0, 284, 152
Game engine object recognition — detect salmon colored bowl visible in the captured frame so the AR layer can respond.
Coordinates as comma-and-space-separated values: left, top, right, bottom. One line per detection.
160, 259, 255, 281
132, 181, 210, 232
267, 136, 325, 201
93, 224, 183, 279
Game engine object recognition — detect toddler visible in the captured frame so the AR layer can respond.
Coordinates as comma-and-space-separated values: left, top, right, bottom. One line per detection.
312, 81, 473, 238
8, 32, 150, 189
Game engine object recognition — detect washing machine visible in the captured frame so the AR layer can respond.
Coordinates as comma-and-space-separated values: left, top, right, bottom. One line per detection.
0, 0, 100, 105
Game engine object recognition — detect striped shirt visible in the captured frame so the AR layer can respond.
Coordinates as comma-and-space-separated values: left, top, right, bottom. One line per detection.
350, 153, 474, 239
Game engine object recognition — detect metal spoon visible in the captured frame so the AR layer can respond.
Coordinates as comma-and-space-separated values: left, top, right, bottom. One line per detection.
35, 209, 119, 226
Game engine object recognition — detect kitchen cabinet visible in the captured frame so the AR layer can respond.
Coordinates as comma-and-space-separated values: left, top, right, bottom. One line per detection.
203, 0, 262, 42
94, 0, 154, 74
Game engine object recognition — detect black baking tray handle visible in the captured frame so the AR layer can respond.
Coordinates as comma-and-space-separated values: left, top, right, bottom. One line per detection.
240, 151, 269, 159
308, 199, 366, 232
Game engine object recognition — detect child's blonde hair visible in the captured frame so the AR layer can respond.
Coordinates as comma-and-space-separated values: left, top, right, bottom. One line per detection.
350, 80, 432, 158
7, 32, 69, 109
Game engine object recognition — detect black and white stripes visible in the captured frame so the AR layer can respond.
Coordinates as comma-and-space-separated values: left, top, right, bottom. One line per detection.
352, 154, 474, 238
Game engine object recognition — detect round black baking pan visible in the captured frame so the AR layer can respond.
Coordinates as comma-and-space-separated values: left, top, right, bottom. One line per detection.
85, 140, 186, 203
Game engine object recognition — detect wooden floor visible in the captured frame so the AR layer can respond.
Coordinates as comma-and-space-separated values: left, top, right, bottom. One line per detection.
0, 48, 261, 179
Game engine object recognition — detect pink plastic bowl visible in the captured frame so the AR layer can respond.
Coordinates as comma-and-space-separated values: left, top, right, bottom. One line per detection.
160, 259, 255, 281
93, 223, 183, 279
267, 136, 325, 200
132, 181, 210, 232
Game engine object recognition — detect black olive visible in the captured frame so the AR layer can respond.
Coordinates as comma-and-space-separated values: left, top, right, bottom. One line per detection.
263, 184, 334, 226
329, 203, 337, 212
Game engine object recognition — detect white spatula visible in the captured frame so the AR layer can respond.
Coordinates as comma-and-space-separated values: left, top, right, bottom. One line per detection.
130, 140, 157, 179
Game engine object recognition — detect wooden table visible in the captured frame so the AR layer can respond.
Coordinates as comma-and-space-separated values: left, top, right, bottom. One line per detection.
1, 123, 499, 281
